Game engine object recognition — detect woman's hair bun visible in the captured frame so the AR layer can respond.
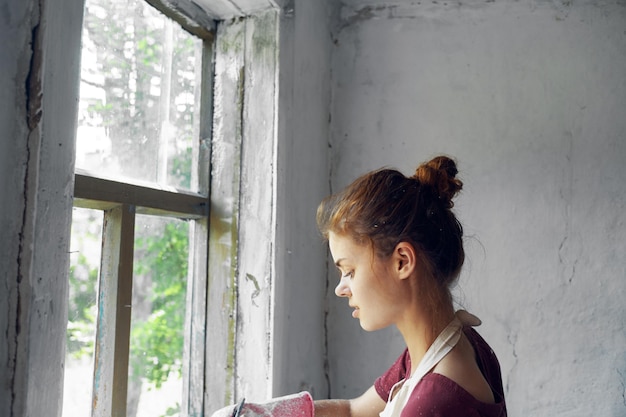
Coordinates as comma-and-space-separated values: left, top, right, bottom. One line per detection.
413, 155, 463, 208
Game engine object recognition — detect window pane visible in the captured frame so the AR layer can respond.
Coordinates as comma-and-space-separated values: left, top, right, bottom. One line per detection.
128, 215, 189, 417
76, 0, 202, 191
63, 208, 103, 417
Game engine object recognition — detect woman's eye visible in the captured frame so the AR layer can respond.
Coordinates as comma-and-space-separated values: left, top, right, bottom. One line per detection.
342, 271, 354, 279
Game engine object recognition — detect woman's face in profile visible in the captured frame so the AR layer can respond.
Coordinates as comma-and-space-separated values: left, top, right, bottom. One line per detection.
329, 232, 406, 332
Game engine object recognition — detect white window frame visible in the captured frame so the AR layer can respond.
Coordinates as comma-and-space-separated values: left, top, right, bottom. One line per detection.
71, 1, 282, 415
5, 0, 286, 416
72, 1, 215, 414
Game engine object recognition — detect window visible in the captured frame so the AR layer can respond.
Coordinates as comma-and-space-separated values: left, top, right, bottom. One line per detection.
63, 0, 212, 415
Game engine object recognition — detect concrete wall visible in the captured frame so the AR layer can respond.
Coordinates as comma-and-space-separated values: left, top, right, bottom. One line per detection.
0, 0, 83, 416
273, 0, 334, 400
326, 1, 626, 415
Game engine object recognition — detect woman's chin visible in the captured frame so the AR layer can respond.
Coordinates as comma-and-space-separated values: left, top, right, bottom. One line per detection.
358, 319, 384, 332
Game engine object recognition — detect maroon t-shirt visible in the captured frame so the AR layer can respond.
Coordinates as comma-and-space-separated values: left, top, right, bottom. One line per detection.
374, 327, 507, 417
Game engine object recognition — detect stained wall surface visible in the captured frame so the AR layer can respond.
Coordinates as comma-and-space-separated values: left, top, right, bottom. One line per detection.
325, 1, 626, 415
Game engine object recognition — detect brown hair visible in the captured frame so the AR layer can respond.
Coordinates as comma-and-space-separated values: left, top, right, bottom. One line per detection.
317, 155, 464, 293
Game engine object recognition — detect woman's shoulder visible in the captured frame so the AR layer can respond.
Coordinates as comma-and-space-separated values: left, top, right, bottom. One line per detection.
401, 326, 507, 416
462, 327, 507, 404
432, 328, 496, 404
402, 373, 506, 417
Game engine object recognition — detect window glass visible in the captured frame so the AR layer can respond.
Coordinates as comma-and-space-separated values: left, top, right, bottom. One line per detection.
63, 207, 103, 417
128, 215, 189, 417
67, 0, 210, 415
62, 210, 190, 417
76, 0, 202, 191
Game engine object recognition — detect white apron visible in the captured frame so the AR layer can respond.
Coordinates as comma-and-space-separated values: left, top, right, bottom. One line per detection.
379, 311, 481, 417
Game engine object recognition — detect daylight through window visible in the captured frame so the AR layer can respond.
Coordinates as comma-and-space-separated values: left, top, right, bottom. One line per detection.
63, 0, 212, 415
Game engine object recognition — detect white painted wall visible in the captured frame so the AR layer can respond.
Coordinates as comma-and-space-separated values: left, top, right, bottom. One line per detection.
273, 0, 334, 400
325, 1, 626, 415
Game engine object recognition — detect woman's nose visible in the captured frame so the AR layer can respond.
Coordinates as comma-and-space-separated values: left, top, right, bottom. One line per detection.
335, 276, 351, 297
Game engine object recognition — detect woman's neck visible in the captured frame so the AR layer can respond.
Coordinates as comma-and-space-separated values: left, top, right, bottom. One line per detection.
397, 304, 455, 376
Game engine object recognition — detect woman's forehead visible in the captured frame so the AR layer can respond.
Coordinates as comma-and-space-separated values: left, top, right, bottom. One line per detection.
329, 232, 370, 261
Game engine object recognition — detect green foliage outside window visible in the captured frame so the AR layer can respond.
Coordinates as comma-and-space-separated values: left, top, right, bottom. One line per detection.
131, 221, 189, 390
67, 253, 99, 360
66, 216, 189, 417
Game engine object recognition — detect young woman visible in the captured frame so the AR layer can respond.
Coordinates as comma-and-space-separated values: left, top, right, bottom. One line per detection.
210, 156, 506, 417
314, 156, 507, 417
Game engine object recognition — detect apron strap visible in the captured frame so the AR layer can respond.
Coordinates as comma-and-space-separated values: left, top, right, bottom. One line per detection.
379, 310, 480, 417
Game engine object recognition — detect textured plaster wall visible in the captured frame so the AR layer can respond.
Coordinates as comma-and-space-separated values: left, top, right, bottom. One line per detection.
273, 0, 334, 400
326, 1, 626, 415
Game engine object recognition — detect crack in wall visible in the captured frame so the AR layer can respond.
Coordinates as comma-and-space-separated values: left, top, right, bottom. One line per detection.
320, 105, 333, 399
618, 368, 626, 408
11, 2, 43, 415
26, 22, 43, 130
323, 46, 335, 398
504, 330, 518, 396
322, 252, 331, 398
557, 129, 576, 284
333, 5, 379, 38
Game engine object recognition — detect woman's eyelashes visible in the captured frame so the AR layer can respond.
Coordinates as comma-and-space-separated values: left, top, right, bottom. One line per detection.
342, 270, 354, 279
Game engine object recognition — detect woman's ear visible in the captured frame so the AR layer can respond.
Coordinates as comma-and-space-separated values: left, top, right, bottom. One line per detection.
393, 241, 417, 279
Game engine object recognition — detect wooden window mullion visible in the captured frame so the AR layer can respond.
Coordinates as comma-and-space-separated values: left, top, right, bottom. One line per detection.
181, 36, 213, 416
92, 204, 136, 417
